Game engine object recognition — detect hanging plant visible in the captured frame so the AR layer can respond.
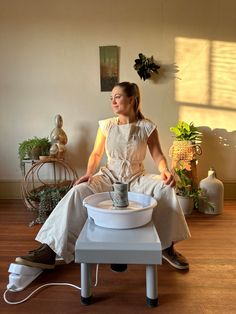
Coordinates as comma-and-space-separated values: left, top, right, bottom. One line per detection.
133, 53, 160, 81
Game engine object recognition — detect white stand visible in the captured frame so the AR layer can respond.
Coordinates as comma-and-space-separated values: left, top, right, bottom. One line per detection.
75, 219, 162, 307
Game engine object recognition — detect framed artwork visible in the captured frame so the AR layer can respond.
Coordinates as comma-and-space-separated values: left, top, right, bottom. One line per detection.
99, 46, 119, 91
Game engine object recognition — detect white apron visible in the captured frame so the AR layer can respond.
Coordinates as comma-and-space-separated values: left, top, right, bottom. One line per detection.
36, 118, 191, 263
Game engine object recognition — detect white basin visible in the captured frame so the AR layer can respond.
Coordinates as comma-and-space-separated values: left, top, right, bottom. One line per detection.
83, 192, 157, 229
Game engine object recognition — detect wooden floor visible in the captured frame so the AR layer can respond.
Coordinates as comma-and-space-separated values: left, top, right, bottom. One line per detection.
0, 200, 236, 314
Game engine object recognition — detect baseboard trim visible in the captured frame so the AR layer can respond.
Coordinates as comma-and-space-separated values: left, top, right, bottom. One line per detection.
223, 181, 236, 200
0, 181, 22, 199
0, 180, 235, 200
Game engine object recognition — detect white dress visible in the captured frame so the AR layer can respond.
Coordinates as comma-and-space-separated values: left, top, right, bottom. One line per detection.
36, 118, 191, 263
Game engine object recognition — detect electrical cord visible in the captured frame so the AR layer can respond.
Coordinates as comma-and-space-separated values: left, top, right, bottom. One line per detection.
3, 264, 99, 305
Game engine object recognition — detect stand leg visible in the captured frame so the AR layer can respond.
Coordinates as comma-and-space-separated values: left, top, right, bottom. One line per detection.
80, 263, 92, 305
146, 264, 158, 307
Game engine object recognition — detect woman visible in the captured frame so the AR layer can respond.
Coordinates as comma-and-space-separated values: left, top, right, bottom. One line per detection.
16, 82, 190, 271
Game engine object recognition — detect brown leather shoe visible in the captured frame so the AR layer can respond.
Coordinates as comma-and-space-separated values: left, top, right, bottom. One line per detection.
15, 244, 56, 269
162, 244, 189, 270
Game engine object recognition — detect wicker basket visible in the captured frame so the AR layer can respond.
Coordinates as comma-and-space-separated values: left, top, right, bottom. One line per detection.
169, 140, 202, 161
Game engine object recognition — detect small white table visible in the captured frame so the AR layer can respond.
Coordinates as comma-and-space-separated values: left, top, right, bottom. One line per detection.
75, 218, 162, 307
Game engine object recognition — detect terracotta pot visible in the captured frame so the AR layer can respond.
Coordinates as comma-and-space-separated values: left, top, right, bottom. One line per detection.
39, 156, 51, 161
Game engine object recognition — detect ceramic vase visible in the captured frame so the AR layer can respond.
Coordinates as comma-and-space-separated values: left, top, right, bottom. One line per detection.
199, 168, 224, 214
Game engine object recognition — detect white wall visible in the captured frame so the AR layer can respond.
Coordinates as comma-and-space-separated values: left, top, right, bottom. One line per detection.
0, 0, 235, 197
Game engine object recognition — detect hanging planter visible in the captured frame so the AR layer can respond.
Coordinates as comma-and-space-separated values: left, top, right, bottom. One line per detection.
133, 53, 160, 81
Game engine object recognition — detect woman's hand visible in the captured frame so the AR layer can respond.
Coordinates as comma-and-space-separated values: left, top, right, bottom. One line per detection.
161, 169, 176, 187
74, 175, 92, 186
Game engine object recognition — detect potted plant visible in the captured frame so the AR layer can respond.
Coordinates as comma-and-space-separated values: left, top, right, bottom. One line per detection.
174, 165, 201, 215
174, 164, 214, 215
133, 53, 160, 81
170, 121, 202, 142
169, 121, 202, 161
27, 184, 71, 226
18, 137, 51, 164
38, 139, 51, 161
169, 121, 202, 187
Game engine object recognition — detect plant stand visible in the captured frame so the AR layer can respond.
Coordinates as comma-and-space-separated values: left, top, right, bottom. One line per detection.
169, 140, 201, 187
21, 158, 77, 226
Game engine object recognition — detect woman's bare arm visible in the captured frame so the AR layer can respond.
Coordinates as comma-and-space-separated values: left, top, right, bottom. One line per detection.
147, 129, 175, 187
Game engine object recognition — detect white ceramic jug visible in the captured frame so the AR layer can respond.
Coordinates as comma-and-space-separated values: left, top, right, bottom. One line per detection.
199, 168, 224, 214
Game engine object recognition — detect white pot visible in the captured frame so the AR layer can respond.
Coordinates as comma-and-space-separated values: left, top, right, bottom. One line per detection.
177, 195, 194, 216
83, 192, 157, 229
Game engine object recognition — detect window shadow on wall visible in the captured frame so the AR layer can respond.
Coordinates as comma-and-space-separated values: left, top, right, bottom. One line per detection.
197, 126, 236, 181
175, 37, 236, 181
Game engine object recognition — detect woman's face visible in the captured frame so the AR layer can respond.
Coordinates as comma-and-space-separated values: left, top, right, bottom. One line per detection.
110, 86, 133, 116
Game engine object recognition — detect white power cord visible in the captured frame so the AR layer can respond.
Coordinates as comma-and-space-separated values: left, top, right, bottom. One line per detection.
3, 264, 99, 305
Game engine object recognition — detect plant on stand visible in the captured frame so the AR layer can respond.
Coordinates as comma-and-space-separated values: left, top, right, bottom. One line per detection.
169, 121, 204, 215
18, 137, 51, 166
169, 121, 202, 187
170, 121, 202, 142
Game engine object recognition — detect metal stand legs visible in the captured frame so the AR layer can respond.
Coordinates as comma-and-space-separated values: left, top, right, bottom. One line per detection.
80, 263, 158, 307
146, 264, 158, 307
80, 263, 92, 305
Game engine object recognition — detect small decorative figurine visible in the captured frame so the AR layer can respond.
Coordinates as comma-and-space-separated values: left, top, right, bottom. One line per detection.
49, 114, 68, 159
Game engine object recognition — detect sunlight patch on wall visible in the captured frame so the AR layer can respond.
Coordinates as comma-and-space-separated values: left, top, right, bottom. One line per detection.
175, 37, 236, 131
179, 105, 236, 131
211, 41, 236, 108
175, 37, 210, 105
